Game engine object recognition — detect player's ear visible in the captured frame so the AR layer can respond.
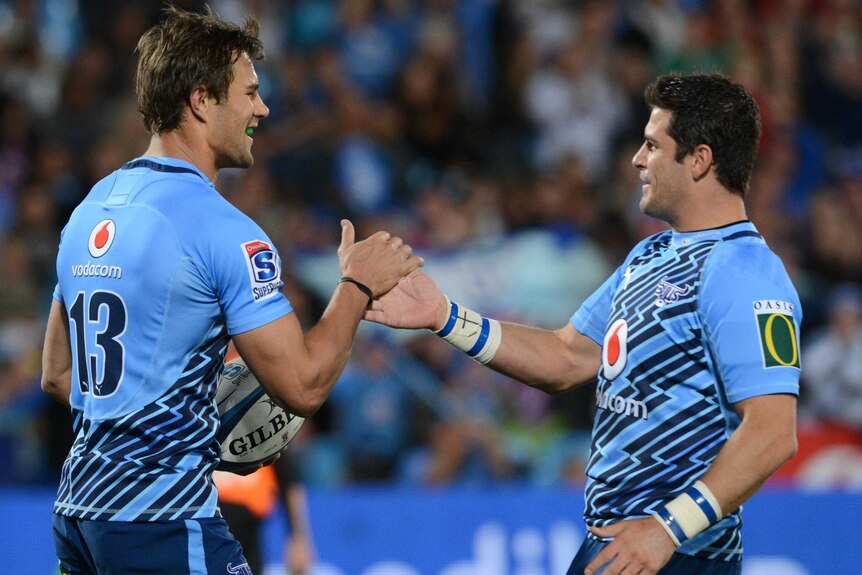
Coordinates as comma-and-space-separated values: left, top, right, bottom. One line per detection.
691, 144, 713, 181
187, 85, 211, 122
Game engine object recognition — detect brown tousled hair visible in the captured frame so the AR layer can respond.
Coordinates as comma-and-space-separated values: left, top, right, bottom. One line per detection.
135, 4, 264, 134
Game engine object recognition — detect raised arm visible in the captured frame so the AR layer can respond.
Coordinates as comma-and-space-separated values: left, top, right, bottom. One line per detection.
233, 220, 422, 417
364, 270, 601, 394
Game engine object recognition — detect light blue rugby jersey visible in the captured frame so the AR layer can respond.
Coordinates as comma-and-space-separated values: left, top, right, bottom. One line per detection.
571, 220, 801, 561
52, 157, 292, 521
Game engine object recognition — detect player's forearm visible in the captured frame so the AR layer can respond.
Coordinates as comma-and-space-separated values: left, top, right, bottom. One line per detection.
699, 394, 797, 515
487, 322, 599, 394
428, 295, 600, 393
287, 283, 368, 414
649, 394, 796, 549
235, 285, 367, 416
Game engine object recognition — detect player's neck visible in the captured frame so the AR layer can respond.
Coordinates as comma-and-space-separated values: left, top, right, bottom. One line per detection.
671, 193, 747, 233
143, 131, 217, 182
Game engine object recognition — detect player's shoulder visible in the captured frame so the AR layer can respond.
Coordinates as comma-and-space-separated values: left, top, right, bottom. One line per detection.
702, 231, 801, 314
707, 232, 791, 285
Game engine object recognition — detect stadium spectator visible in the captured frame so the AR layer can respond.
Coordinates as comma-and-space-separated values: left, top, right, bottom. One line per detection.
801, 283, 862, 432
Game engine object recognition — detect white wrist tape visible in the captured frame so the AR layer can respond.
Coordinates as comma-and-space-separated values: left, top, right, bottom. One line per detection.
653, 480, 723, 546
434, 296, 502, 364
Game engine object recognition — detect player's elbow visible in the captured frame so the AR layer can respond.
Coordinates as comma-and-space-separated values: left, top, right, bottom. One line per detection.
270, 380, 328, 418
525, 361, 598, 395
529, 376, 583, 395
283, 394, 323, 419
763, 422, 798, 477
777, 431, 798, 466
524, 375, 595, 395
41, 371, 71, 406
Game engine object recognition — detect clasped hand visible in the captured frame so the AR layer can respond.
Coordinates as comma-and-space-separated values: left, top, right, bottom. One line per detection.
337, 219, 424, 300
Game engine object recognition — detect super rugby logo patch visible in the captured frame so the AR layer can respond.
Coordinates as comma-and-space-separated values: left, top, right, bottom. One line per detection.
241, 240, 284, 303
753, 300, 800, 368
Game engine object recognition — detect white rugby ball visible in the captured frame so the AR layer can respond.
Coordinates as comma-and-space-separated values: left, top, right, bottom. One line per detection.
215, 356, 305, 473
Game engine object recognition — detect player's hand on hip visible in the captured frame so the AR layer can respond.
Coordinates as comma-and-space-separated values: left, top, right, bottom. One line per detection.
584, 517, 676, 575
338, 219, 424, 298
363, 270, 448, 329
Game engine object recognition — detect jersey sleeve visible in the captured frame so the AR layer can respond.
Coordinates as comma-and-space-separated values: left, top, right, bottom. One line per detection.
571, 264, 623, 344
570, 234, 659, 343
197, 204, 293, 335
700, 242, 802, 404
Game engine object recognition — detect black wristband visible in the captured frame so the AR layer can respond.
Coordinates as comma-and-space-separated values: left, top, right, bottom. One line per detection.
338, 276, 373, 305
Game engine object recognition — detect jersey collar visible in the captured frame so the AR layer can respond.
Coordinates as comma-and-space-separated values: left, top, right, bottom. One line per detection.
123, 157, 213, 187
671, 220, 761, 248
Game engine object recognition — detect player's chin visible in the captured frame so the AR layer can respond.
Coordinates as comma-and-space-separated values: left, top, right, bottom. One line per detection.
234, 154, 254, 169
638, 194, 652, 214
217, 152, 254, 171
239, 147, 255, 166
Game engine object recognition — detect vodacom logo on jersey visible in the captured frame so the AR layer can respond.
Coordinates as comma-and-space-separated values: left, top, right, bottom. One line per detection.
602, 318, 628, 380
88, 219, 116, 258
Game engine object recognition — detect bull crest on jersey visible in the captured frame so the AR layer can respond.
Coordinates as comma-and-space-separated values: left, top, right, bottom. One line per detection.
654, 277, 691, 307
602, 318, 628, 380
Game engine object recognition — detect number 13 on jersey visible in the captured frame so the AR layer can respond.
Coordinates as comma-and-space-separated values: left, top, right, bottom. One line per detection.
68, 290, 128, 397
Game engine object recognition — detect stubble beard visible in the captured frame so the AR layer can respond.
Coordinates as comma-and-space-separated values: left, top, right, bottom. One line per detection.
640, 178, 675, 225
216, 144, 254, 171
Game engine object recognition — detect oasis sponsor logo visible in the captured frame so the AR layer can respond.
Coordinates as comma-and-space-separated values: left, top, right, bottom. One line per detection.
241, 240, 284, 302
753, 300, 800, 368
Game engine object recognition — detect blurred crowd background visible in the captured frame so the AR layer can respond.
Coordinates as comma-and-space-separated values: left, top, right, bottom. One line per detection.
0, 0, 861, 490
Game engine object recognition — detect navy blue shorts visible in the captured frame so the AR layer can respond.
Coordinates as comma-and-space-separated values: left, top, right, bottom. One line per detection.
567, 536, 742, 575
53, 513, 252, 574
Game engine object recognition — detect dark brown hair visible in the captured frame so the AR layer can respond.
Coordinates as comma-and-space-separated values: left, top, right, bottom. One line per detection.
135, 4, 264, 134
644, 73, 761, 197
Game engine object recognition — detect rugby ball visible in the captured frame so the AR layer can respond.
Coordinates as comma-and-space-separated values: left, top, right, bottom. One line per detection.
215, 356, 305, 473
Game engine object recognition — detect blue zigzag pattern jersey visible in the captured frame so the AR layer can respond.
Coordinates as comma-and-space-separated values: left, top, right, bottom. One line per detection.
571, 220, 801, 561
52, 157, 292, 521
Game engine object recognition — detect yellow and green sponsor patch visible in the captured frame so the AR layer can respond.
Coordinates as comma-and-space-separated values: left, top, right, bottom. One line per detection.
754, 300, 800, 368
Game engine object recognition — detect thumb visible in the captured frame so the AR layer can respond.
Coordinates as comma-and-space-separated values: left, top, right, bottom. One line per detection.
340, 219, 355, 250
589, 522, 622, 539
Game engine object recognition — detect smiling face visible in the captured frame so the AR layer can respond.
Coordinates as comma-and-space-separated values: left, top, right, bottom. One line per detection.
631, 107, 693, 226
210, 52, 269, 170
